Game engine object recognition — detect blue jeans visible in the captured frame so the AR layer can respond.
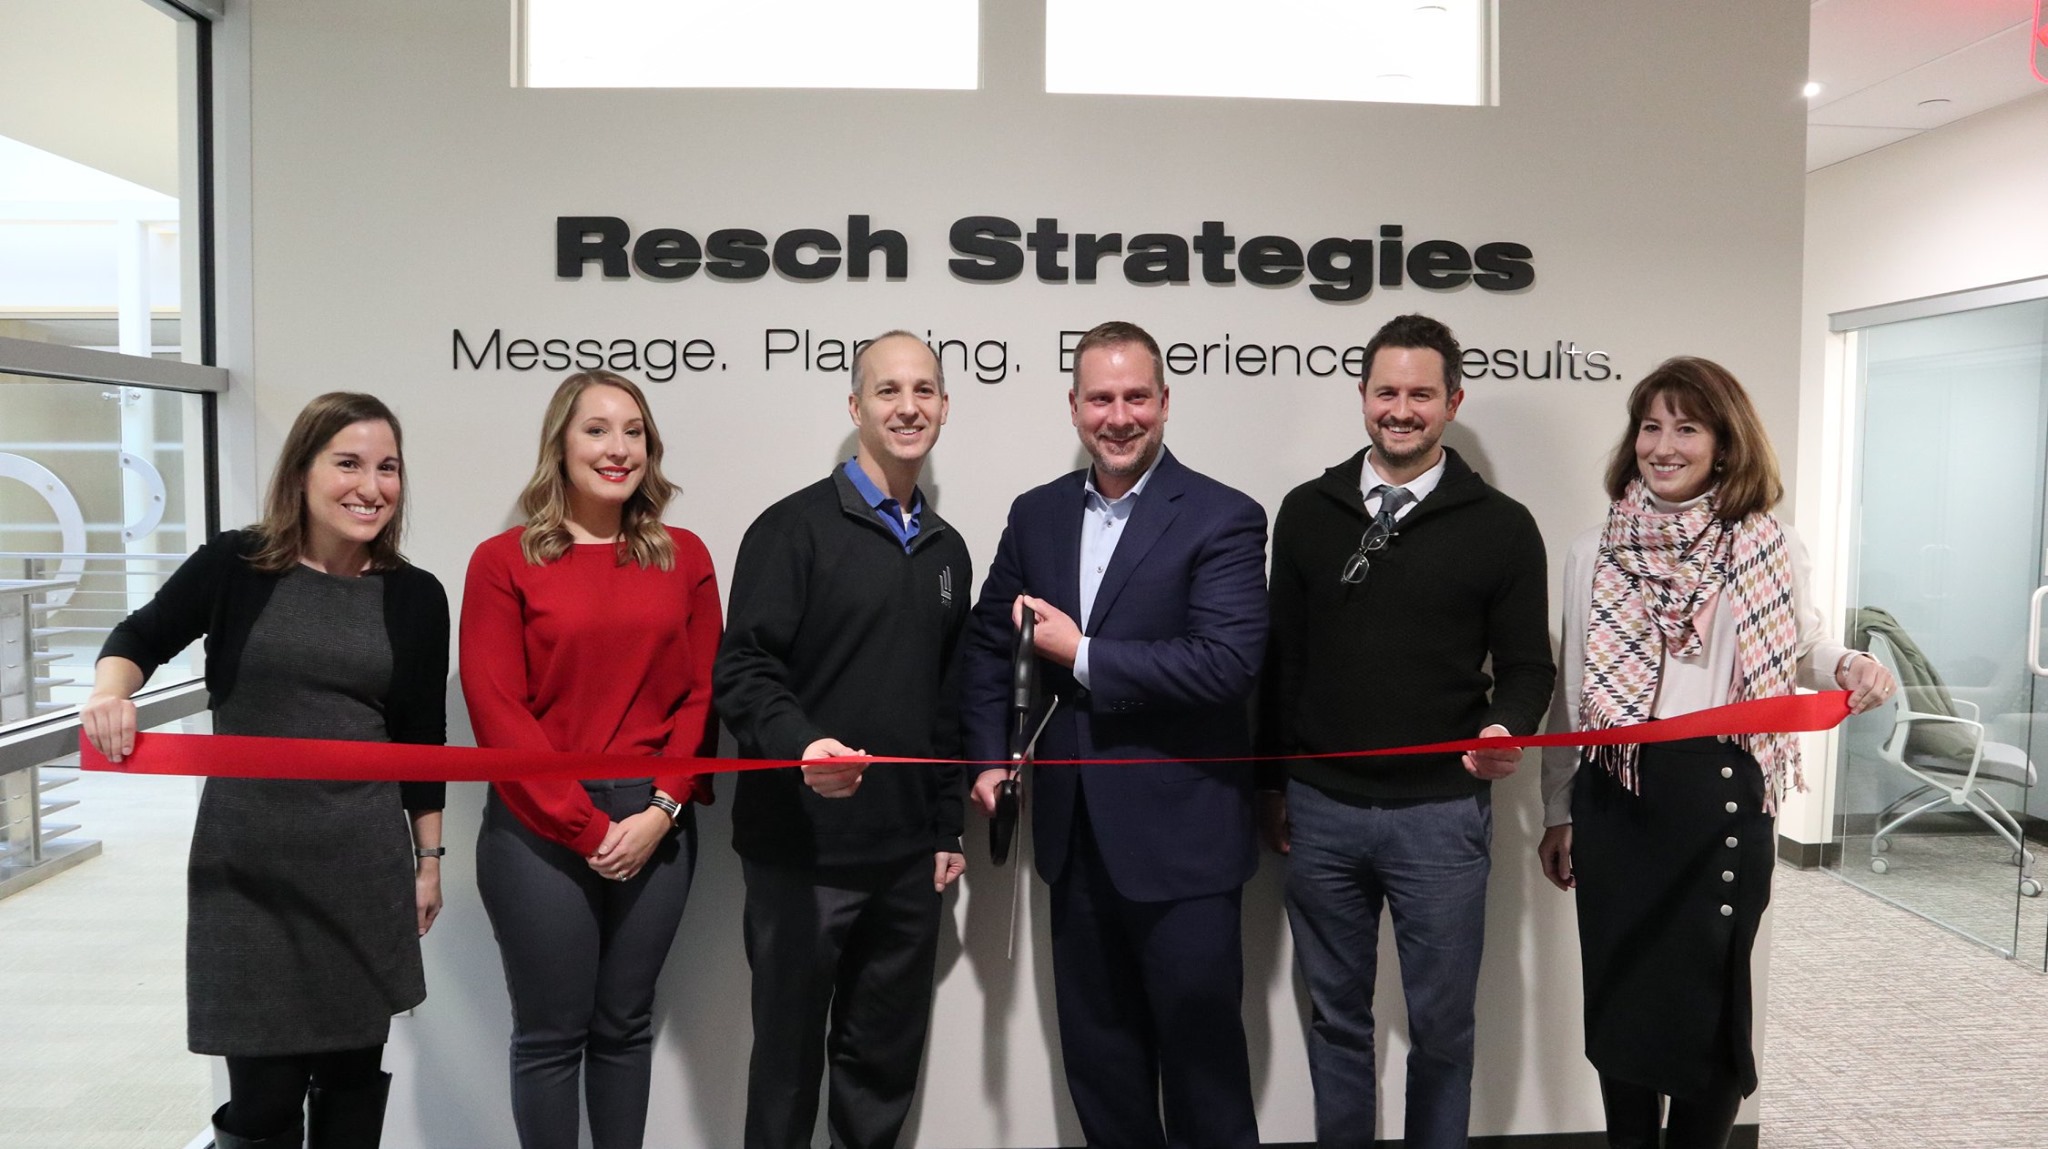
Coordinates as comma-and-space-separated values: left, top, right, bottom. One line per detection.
1283, 782, 1492, 1149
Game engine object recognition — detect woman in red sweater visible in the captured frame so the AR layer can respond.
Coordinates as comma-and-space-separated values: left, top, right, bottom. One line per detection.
462, 369, 721, 1149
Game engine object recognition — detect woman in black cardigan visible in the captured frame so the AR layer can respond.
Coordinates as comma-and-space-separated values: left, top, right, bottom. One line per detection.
82, 392, 449, 1149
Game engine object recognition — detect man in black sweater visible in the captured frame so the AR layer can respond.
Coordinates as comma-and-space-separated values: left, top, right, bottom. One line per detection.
714, 330, 973, 1149
1257, 313, 1554, 1149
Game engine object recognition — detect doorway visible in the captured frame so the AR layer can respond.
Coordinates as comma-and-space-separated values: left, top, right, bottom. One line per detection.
1827, 279, 2048, 966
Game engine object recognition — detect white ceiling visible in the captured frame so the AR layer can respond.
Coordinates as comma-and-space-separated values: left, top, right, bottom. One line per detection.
1807, 0, 2048, 171
0, 0, 180, 195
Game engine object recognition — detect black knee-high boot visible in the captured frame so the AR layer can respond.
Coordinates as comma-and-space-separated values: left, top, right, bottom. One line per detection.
1664, 1081, 1742, 1149
305, 1071, 390, 1149
1597, 1073, 1663, 1149
211, 1102, 303, 1149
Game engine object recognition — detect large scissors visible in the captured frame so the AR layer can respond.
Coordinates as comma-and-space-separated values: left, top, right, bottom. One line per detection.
992, 601, 1058, 957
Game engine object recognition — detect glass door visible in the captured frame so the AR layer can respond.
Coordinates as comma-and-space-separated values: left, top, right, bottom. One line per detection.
1828, 289, 2048, 958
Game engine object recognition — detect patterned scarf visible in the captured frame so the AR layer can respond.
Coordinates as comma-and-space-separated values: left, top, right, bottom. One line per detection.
1581, 480, 1803, 811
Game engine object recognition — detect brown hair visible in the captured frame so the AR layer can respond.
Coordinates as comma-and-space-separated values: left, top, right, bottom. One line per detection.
1362, 312, 1463, 395
1069, 320, 1165, 393
1602, 356, 1783, 522
246, 392, 408, 573
518, 371, 677, 569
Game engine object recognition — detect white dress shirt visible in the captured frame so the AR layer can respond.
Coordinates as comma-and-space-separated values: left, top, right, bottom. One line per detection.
1361, 446, 1448, 521
1072, 453, 1164, 688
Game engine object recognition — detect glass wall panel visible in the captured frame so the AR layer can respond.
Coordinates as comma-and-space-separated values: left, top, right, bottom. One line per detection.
0, 0, 196, 361
1828, 295, 2048, 957
0, 6, 217, 1139
0, 372, 207, 733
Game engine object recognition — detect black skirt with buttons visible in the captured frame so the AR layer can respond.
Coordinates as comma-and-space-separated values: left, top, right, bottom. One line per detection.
1570, 736, 1775, 1100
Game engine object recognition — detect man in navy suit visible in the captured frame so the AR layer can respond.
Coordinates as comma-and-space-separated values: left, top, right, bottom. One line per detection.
965, 320, 1268, 1149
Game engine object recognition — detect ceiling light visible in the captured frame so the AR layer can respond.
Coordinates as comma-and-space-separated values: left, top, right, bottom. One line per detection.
1802, 80, 1823, 99
1917, 97, 1952, 109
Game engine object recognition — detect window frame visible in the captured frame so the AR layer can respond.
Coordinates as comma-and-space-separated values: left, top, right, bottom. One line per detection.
0, 0, 226, 762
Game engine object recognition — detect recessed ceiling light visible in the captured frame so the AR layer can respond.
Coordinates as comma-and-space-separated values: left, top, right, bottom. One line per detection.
1802, 80, 1823, 99
1918, 97, 1952, 109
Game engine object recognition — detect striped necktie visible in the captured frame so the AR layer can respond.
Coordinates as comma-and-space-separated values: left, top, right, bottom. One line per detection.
1370, 484, 1414, 535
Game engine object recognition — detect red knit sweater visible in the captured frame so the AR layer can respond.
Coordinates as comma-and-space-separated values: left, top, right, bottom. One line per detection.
460, 526, 722, 855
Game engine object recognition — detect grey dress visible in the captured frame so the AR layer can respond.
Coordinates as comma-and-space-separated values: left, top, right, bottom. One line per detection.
187, 566, 425, 1055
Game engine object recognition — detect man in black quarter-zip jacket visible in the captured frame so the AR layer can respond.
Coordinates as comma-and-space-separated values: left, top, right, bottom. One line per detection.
1257, 313, 1555, 1149
715, 330, 973, 1149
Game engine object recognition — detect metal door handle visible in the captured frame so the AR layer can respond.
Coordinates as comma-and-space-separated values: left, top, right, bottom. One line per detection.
2030, 586, 2048, 677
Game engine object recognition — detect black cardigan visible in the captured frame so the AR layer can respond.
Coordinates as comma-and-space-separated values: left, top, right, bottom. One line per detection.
99, 529, 451, 809
1257, 447, 1556, 800
714, 469, 973, 866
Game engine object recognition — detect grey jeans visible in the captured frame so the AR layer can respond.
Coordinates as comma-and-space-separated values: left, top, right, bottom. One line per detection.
1283, 782, 1492, 1149
477, 782, 696, 1149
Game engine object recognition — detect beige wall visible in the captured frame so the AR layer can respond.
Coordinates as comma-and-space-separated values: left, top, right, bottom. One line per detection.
225, 2, 1810, 1144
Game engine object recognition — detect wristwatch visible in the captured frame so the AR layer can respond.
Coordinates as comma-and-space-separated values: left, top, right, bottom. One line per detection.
649, 794, 685, 826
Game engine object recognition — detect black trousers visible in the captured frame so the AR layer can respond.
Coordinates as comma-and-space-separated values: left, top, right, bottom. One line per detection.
740, 852, 941, 1149
1049, 797, 1258, 1149
477, 783, 697, 1149
220, 1045, 383, 1136
1598, 1071, 1742, 1149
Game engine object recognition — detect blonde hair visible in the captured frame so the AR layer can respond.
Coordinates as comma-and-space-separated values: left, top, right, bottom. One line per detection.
518, 371, 676, 569
1602, 356, 1783, 522
247, 392, 407, 573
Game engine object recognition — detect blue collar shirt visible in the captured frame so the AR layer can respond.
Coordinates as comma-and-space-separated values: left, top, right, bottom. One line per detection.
842, 457, 923, 553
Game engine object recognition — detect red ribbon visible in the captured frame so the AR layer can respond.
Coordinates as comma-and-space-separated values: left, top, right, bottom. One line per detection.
77, 692, 1852, 783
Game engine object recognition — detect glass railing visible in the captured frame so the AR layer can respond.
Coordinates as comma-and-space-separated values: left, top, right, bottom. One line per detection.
2, 371, 211, 733
2, 551, 199, 725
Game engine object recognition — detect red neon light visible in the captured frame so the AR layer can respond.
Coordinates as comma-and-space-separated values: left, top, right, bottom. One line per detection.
2036, 0, 2048, 84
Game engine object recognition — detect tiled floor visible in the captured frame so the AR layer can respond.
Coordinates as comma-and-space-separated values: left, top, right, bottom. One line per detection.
0, 769, 209, 1149
5, 776, 2044, 1148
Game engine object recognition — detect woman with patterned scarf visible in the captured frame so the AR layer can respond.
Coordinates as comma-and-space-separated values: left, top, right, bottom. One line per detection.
1535, 357, 1895, 1149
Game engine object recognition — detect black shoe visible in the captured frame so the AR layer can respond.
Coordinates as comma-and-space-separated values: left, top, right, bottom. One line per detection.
212, 1103, 304, 1149
305, 1071, 390, 1149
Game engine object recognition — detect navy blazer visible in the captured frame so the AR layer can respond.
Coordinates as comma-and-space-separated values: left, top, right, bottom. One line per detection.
964, 448, 1268, 902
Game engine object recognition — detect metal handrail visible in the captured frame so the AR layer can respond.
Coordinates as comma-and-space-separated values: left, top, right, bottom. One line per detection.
0, 335, 227, 394
0, 680, 209, 778
0, 552, 191, 561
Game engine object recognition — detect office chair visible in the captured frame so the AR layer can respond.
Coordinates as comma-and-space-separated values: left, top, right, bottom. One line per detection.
1853, 607, 2040, 897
